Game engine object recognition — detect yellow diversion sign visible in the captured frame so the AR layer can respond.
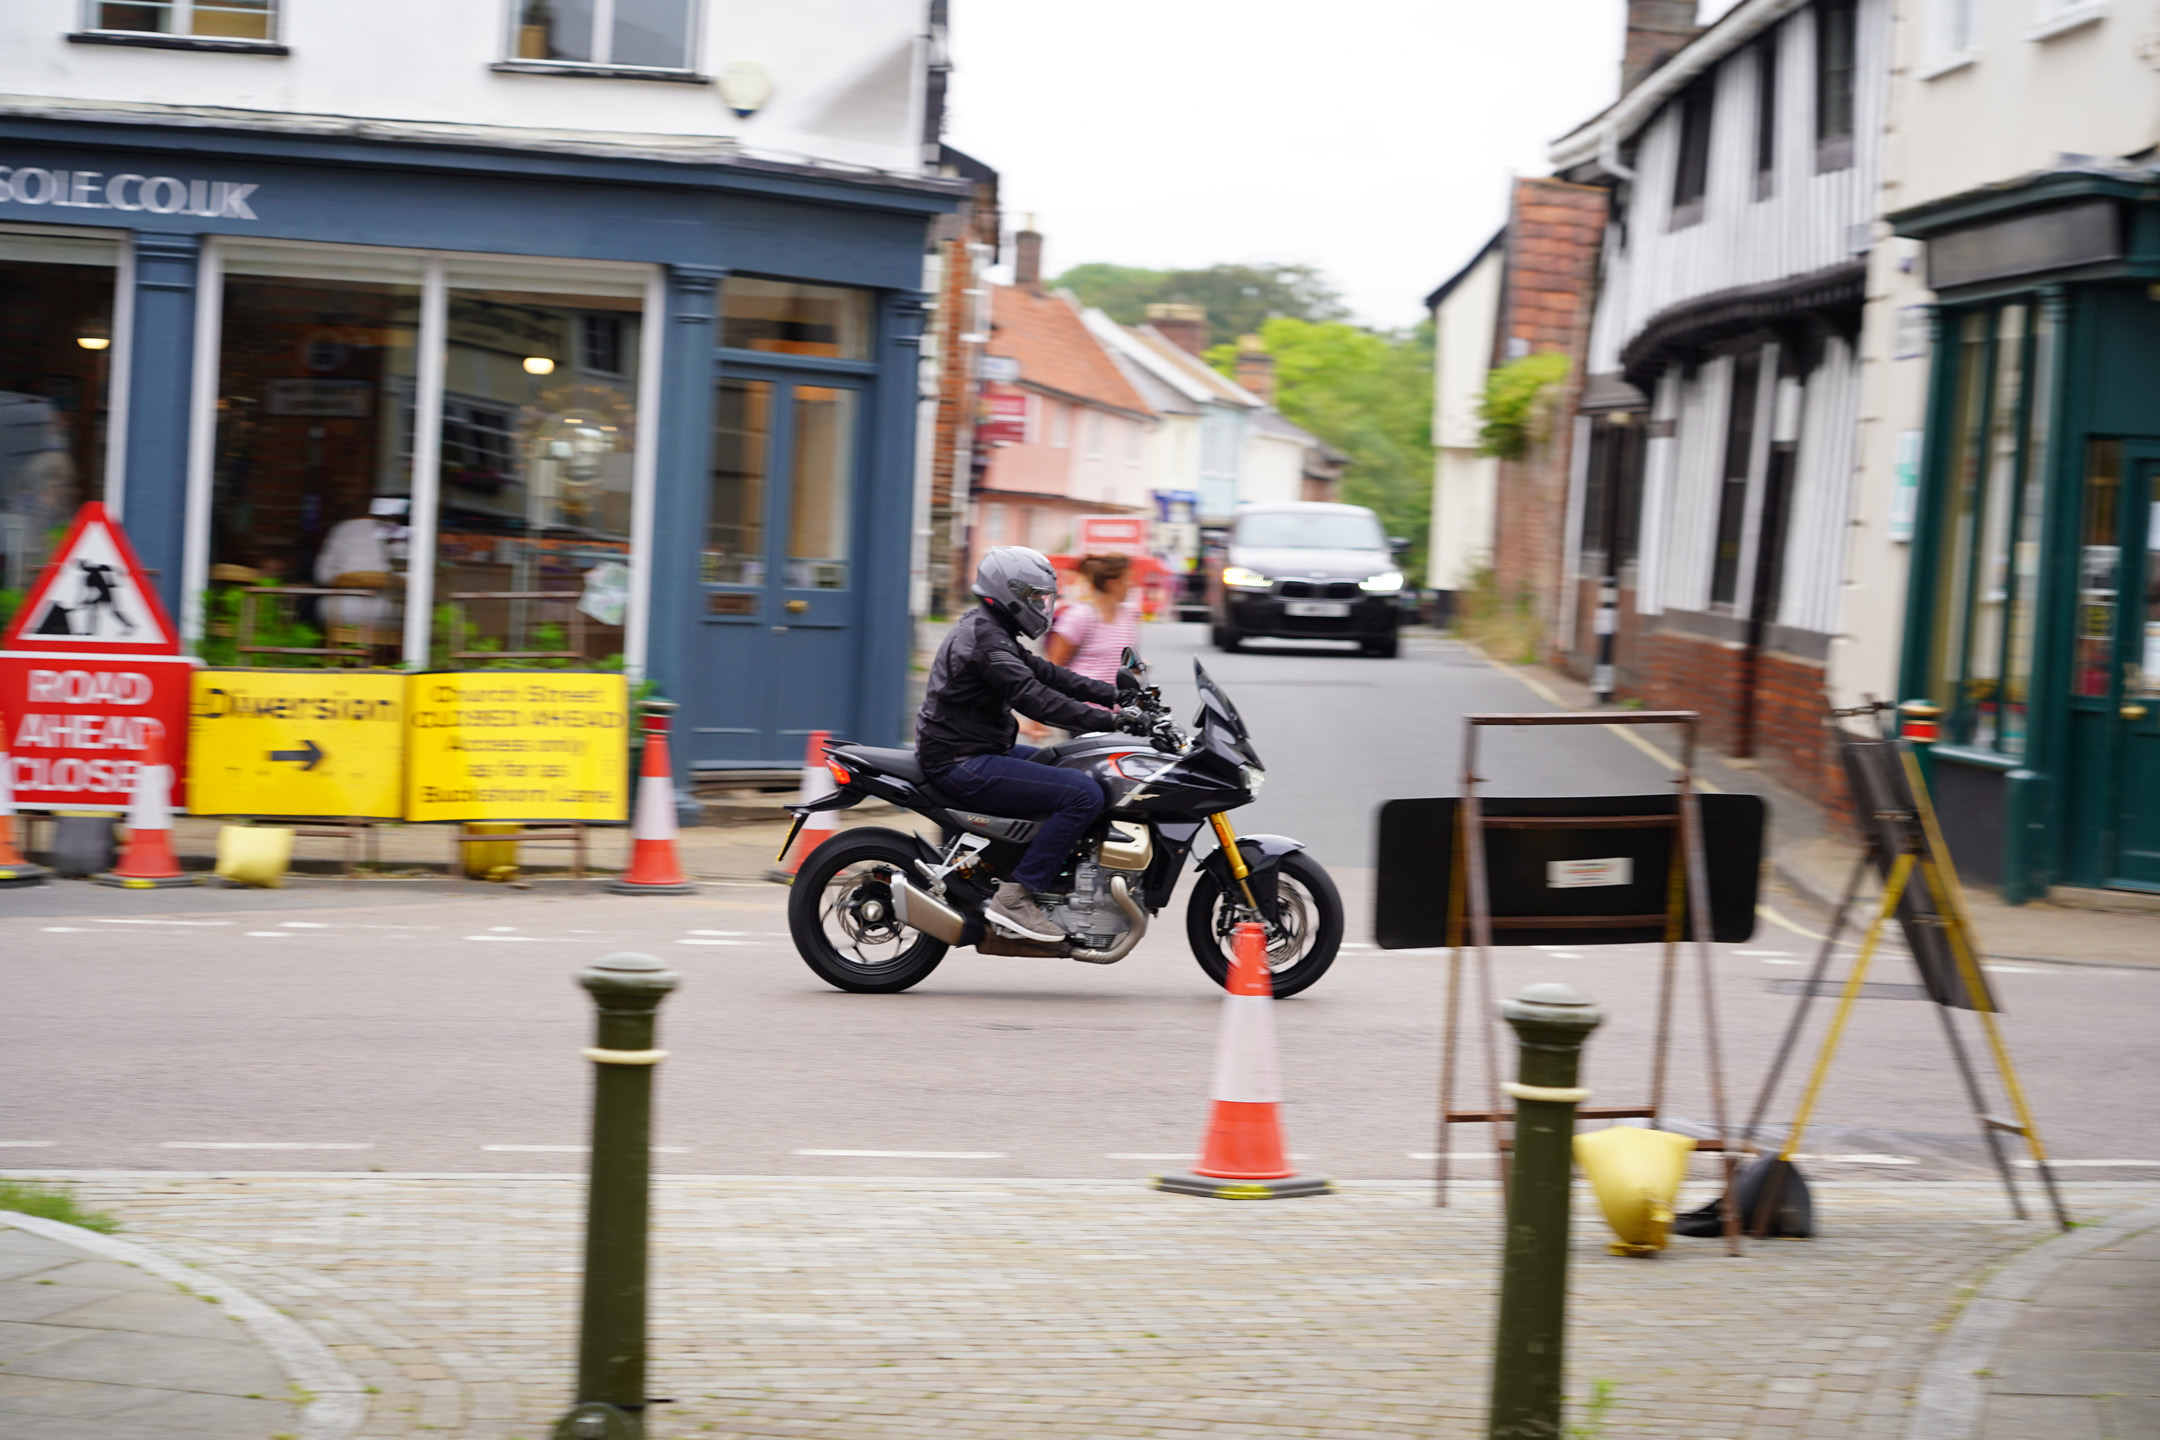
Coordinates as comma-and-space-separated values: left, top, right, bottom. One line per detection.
403, 673, 629, 823
188, 671, 406, 818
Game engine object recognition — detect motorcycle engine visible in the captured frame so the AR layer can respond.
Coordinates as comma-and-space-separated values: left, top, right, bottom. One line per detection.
1040, 859, 1131, 949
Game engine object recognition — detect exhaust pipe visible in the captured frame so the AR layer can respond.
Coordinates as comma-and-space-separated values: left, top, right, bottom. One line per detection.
1068, 875, 1147, 965
889, 874, 966, 945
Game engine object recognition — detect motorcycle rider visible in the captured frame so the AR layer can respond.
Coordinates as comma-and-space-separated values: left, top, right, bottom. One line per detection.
918, 546, 1148, 943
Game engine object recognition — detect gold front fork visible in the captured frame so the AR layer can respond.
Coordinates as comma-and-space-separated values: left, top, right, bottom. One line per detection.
1209, 812, 1264, 911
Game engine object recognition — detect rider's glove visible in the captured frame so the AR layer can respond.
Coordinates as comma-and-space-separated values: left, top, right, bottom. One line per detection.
1111, 706, 1152, 736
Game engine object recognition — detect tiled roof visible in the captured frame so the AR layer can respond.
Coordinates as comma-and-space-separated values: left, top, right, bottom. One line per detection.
1126, 325, 1262, 408
988, 287, 1152, 416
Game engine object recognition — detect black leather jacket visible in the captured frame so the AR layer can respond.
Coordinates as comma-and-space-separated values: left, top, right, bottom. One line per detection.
916, 604, 1118, 773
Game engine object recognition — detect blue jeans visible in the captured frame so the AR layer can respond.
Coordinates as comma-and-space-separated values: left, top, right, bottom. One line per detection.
932, 744, 1105, 891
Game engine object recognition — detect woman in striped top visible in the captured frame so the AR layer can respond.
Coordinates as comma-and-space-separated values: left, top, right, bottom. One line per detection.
1046, 552, 1142, 701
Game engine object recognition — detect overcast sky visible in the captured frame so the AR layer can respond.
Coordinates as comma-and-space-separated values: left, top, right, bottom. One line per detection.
944, 2, 1728, 329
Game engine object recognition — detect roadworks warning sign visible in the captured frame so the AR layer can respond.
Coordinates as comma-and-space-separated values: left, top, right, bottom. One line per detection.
402, 673, 628, 823
188, 671, 406, 818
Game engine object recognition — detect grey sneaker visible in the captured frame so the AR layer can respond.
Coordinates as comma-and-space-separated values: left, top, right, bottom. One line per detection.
985, 881, 1064, 943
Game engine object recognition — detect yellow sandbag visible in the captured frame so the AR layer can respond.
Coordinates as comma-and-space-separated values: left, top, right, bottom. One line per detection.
215, 824, 294, 889
1574, 1125, 1696, 1257
463, 822, 519, 879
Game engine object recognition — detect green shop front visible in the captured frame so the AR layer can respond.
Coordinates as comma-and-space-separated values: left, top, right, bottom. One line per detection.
1895, 167, 2160, 902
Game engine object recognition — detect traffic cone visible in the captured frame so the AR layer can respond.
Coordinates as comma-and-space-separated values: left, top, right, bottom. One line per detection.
96, 726, 195, 889
766, 730, 839, 884
0, 746, 51, 887
608, 702, 697, 895
1154, 923, 1333, 1199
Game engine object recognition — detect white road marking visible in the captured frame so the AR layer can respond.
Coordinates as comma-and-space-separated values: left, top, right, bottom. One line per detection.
463, 935, 571, 942
1799, 1153, 1918, 1165
489, 926, 519, 932
244, 932, 292, 938
1983, 964, 2044, 974
1759, 959, 1805, 966
676, 939, 750, 946
1545, 951, 1584, 960
483, 1145, 691, 1153
90, 917, 230, 926
1408, 1153, 1501, 1160
39, 926, 90, 932
1107, 1153, 1195, 1160
0, 1141, 55, 1148
1338, 942, 1374, 951
688, 929, 755, 937
794, 1149, 1007, 1159
162, 1141, 372, 1150
2015, 1158, 2160, 1167
280, 922, 330, 929
1736, 950, 1791, 957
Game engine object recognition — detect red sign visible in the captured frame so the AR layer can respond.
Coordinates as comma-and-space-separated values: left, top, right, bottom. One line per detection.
2, 504, 191, 810
1074, 515, 1149, 554
1, 503, 179, 654
976, 390, 1029, 447
0, 655, 193, 809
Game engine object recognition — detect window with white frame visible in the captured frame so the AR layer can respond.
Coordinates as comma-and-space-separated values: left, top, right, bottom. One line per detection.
1930, 0, 1981, 61
1084, 409, 1104, 458
87, 0, 276, 40
510, 0, 698, 70
1049, 400, 1070, 449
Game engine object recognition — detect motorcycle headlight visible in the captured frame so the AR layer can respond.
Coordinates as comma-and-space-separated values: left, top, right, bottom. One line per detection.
1221, 566, 1271, 590
1241, 764, 1266, 796
1360, 570, 1405, 592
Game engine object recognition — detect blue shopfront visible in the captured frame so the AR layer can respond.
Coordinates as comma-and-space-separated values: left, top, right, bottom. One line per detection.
0, 116, 956, 768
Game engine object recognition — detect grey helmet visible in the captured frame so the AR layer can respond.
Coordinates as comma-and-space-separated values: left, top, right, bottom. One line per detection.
973, 546, 1060, 639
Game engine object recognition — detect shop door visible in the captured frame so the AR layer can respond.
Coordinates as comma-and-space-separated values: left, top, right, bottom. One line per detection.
2108, 453, 2160, 888
691, 373, 864, 766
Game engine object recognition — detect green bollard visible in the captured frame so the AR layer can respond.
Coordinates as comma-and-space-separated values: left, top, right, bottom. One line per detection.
1487, 983, 1603, 1440
553, 953, 680, 1440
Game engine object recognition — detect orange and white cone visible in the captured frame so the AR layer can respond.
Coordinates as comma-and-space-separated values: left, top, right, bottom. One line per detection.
1154, 922, 1332, 1199
609, 704, 697, 895
96, 725, 194, 889
0, 746, 50, 887
766, 730, 840, 884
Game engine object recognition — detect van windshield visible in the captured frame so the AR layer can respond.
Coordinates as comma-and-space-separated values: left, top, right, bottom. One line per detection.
1235, 511, 1385, 550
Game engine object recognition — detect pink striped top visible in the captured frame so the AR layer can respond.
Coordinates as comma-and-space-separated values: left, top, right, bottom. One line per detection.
1052, 598, 1143, 693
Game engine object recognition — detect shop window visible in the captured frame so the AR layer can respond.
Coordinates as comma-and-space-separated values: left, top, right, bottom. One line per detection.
720, 278, 870, 360
88, 0, 276, 40
510, 0, 697, 70
1815, 0, 1858, 172
436, 259, 646, 667
0, 229, 117, 610
206, 246, 424, 666
1669, 76, 1714, 229
1927, 305, 2053, 754
2071, 441, 2122, 701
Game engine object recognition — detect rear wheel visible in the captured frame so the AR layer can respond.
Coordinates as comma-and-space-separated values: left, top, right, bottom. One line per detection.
787, 829, 949, 994
1185, 849, 1342, 998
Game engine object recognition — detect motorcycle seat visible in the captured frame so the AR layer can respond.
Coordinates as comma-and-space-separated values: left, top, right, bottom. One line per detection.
837, 745, 926, 784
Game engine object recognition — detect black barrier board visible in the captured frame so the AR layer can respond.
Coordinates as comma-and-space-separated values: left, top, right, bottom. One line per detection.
1374, 793, 1764, 949
1833, 729, 1995, 1012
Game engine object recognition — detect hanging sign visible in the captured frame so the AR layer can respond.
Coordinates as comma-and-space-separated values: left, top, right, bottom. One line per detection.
187, 671, 406, 819
1, 504, 191, 810
402, 673, 629, 823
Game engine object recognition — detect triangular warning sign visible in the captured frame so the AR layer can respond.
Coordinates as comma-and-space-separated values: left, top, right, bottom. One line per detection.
1, 503, 179, 655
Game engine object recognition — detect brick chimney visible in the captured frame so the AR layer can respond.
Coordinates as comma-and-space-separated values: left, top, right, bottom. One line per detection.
1013, 216, 1043, 294
1146, 302, 1208, 357
1622, 0, 1700, 94
1233, 334, 1275, 402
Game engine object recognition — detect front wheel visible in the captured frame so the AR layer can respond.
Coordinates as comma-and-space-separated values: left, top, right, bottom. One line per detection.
1185, 849, 1343, 998
787, 828, 950, 994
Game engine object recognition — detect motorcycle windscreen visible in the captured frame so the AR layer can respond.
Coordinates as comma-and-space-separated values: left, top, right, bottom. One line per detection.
1372, 793, 1764, 949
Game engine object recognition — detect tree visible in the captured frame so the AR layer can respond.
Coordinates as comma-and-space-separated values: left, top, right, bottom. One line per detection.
1052, 263, 1349, 348
1205, 318, 1435, 583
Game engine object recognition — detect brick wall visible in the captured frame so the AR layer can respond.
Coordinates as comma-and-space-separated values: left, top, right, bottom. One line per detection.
1631, 629, 1854, 826
929, 233, 979, 616
1489, 177, 1606, 658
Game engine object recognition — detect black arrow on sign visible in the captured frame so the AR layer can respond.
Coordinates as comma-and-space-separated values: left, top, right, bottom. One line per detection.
269, 740, 326, 771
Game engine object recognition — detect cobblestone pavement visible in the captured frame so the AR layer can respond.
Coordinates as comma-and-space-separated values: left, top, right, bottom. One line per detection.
43, 1174, 2157, 1440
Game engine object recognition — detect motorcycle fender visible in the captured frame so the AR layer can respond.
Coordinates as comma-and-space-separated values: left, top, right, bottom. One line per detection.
785, 788, 861, 817
1198, 833, 1305, 912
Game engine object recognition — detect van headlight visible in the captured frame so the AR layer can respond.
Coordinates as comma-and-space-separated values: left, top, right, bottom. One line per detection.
1241, 764, 1266, 795
1360, 570, 1405, 592
1221, 566, 1271, 590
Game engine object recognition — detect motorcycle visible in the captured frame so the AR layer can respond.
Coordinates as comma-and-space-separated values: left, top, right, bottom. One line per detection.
778, 649, 1343, 997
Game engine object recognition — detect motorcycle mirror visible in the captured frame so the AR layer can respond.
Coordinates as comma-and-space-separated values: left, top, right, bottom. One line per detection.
1116, 646, 1147, 694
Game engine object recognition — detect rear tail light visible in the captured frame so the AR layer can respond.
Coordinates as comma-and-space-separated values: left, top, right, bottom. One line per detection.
826, 758, 853, 786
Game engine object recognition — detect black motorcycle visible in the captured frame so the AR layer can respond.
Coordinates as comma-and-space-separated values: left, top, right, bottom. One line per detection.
778, 650, 1342, 997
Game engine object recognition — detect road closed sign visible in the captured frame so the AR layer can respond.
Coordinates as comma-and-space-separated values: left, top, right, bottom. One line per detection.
0, 655, 194, 810
403, 673, 628, 823
187, 671, 406, 818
